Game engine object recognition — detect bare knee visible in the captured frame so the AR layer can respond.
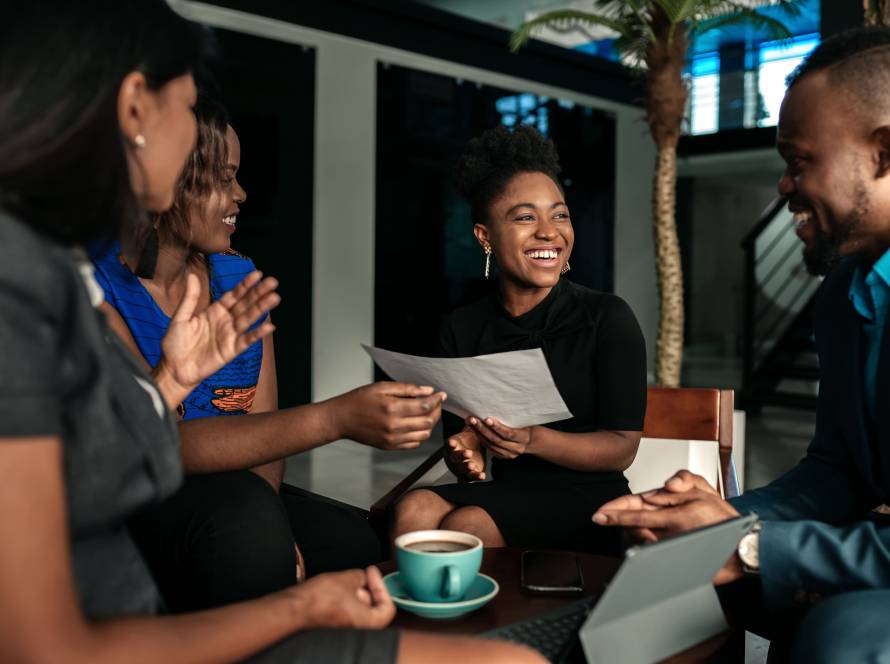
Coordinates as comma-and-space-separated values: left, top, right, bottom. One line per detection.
392, 490, 453, 536
440, 506, 491, 536
395, 489, 450, 519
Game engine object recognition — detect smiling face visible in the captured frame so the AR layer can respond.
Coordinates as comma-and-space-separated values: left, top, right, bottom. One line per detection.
777, 71, 890, 274
474, 171, 573, 290
187, 125, 247, 254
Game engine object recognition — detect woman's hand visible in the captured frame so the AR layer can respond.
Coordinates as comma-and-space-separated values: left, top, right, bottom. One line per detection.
445, 427, 486, 481
467, 416, 533, 460
156, 271, 280, 402
289, 566, 395, 630
331, 382, 447, 450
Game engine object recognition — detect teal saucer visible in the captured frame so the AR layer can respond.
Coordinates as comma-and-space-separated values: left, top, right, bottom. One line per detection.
384, 572, 499, 619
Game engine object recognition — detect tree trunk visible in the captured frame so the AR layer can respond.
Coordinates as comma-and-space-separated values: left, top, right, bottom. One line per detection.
645, 17, 687, 387
652, 144, 684, 387
865, 0, 890, 25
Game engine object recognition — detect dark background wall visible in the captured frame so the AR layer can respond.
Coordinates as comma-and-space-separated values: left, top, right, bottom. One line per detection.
203, 29, 315, 408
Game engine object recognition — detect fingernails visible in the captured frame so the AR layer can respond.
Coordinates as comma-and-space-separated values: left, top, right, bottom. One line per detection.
468, 417, 477, 425
485, 418, 493, 426
592, 513, 608, 525
440, 393, 448, 402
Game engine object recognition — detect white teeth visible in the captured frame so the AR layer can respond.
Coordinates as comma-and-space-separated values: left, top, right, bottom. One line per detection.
792, 211, 811, 230
222, 215, 236, 226
526, 249, 558, 259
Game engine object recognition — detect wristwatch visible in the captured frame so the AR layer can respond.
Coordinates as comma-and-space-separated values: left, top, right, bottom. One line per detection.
737, 520, 762, 575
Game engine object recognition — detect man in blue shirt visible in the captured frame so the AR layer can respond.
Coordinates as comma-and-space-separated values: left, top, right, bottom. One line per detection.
594, 27, 890, 663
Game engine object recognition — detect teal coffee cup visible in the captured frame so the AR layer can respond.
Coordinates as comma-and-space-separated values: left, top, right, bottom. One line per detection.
394, 530, 483, 602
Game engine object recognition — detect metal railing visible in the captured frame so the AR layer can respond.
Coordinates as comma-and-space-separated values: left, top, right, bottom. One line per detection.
741, 196, 821, 406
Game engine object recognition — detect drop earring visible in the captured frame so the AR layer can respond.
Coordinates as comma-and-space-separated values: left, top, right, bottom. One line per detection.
561, 260, 571, 275
484, 244, 492, 279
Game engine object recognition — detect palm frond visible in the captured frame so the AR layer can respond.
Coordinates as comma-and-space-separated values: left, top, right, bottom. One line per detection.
510, 8, 633, 53
674, 0, 708, 23
651, 0, 691, 23
690, 7, 794, 41
732, 0, 803, 19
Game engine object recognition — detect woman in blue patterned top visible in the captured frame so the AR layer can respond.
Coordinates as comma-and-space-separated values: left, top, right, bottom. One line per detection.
94, 98, 447, 611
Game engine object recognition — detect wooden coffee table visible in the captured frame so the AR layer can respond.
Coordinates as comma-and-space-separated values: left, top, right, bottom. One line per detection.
379, 548, 735, 663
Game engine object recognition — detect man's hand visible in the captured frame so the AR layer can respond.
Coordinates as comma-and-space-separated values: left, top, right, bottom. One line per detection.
445, 427, 486, 481
593, 481, 744, 586
158, 271, 279, 394
593, 471, 723, 543
661, 470, 722, 497
594, 485, 738, 534
333, 382, 446, 450
289, 566, 395, 630
467, 417, 533, 460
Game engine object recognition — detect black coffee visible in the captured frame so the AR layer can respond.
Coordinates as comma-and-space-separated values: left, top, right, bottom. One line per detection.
404, 540, 472, 553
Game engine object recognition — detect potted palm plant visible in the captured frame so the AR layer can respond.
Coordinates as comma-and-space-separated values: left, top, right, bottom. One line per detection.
511, 1, 799, 387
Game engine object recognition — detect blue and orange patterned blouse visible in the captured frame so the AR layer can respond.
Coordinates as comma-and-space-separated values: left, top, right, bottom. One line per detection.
92, 244, 264, 420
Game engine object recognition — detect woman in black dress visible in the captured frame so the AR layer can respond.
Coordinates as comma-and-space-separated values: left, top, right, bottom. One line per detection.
393, 125, 647, 554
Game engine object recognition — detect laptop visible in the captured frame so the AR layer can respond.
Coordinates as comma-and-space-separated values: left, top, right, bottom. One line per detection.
485, 515, 757, 664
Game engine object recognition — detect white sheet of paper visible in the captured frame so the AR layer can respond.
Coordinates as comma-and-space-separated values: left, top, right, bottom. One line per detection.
363, 345, 572, 428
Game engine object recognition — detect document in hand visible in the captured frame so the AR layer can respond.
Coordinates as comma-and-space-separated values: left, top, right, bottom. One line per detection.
362, 345, 572, 428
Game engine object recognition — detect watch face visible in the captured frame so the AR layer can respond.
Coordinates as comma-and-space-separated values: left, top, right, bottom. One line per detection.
739, 532, 759, 569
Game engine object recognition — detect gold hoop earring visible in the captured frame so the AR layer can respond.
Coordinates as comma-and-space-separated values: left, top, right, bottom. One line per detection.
484, 245, 492, 279
561, 260, 571, 275
134, 134, 146, 148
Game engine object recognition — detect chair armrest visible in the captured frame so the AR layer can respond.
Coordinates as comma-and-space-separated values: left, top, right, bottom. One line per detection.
369, 447, 445, 519
279, 482, 370, 519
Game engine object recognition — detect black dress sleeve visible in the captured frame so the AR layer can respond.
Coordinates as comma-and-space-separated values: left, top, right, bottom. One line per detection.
593, 296, 647, 431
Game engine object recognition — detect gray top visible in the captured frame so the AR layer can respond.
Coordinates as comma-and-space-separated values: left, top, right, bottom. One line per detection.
0, 211, 182, 618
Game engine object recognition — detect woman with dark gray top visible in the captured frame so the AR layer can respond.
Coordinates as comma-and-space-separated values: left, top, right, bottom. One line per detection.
0, 1, 542, 663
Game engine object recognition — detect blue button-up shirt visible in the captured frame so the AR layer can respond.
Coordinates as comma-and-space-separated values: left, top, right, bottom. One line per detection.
848, 249, 890, 420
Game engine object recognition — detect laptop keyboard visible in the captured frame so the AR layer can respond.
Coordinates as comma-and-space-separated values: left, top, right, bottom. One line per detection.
483, 595, 599, 663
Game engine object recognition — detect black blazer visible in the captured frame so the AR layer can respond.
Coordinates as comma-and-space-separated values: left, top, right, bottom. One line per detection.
732, 256, 890, 610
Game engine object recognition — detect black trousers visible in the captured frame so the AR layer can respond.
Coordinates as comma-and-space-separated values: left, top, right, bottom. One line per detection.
129, 470, 382, 612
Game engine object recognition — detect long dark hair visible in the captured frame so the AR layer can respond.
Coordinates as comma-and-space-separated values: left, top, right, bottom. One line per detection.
156, 95, 232, 249
0, 0, 207, 247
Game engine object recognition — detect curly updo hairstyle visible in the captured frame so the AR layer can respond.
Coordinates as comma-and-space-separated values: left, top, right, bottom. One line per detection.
454, 125, 562, 225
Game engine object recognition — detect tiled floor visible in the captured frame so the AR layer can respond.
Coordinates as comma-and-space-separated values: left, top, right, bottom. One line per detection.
284, 427, 446, 508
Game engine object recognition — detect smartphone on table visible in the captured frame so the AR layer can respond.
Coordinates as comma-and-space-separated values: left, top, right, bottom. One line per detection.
520, 550, 584, 596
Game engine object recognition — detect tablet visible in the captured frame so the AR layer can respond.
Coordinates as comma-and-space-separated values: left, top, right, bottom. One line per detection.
579, 514, 757, 664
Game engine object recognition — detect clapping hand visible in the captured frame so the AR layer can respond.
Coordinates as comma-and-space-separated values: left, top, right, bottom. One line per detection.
467, 416, 534, 460
157, 270, 280, 398
445, 426, 486, 481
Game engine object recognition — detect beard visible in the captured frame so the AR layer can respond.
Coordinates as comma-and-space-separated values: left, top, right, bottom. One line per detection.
802, 181, 868, 276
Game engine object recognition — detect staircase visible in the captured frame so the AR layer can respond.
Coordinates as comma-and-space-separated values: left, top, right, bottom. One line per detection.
742, 197, 821, 411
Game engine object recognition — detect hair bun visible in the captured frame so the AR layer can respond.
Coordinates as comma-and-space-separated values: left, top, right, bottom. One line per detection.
454, 125, 562, 224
